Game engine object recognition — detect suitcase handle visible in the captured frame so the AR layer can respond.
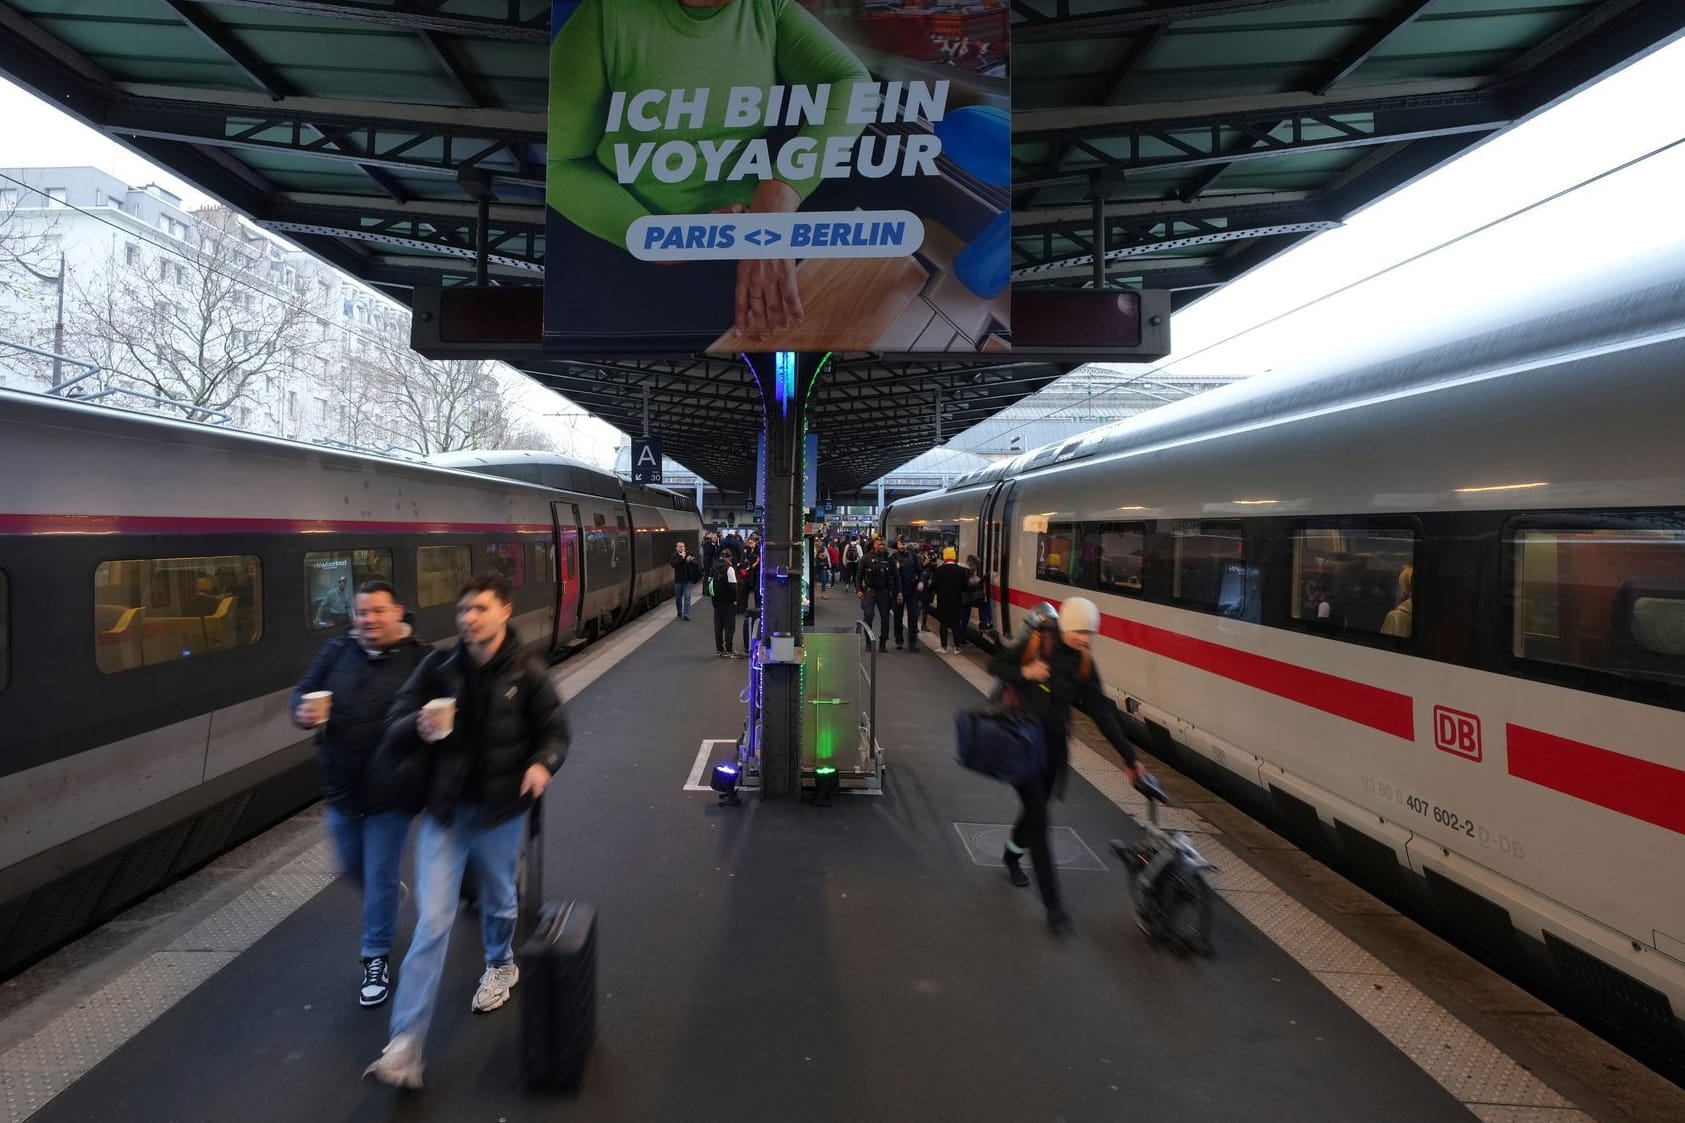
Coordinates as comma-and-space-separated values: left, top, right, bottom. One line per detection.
520, 793, 543, 939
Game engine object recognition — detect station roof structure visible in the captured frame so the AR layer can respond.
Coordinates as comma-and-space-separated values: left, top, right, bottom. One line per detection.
2, 0, 1679, 492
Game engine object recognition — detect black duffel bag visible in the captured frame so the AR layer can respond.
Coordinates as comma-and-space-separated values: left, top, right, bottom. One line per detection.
955, 707, 1047, 786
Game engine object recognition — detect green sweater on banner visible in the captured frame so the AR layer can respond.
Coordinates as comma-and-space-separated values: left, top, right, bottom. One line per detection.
546, 0, 871, 248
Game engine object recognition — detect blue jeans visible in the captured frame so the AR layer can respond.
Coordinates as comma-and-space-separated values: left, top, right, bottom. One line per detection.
388, 806, 526, 1045
674, 581, 691, 618
323, 805, 412, 959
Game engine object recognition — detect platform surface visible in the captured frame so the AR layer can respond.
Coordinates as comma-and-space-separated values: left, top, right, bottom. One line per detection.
9, 596, 1526, 1122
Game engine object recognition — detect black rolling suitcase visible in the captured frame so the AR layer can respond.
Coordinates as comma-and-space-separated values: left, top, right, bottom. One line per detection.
518, 797, 597, 1091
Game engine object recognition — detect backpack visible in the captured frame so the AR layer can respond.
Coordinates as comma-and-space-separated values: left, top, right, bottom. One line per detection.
844, 542, 861, 564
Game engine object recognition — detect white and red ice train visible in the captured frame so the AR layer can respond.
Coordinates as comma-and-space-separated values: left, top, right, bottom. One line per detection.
886, 246, 1685, 1065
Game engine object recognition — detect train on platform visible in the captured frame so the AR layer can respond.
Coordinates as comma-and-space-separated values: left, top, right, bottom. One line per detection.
0, 395, 699, 975
884, 243, 1685, 1071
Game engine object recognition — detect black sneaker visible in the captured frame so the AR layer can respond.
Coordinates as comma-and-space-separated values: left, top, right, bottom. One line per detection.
1003, 850, 1030, 888
1047, 908, 1074, 938
360, 955, 391, 1007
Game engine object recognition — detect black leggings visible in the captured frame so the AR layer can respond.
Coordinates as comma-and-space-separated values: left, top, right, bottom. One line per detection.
1011, 776, 1060, 910
712, 599, 737, 653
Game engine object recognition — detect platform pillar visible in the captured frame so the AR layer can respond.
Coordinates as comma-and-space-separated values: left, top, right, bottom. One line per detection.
745, 351, 825, 799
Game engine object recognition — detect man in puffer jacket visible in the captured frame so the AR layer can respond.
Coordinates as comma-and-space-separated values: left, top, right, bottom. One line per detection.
291, 580, 429, 1009
364, 573, 569, 1090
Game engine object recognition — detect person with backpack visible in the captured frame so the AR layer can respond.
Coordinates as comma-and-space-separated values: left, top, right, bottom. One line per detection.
291, 580, 430, 1008
987, 597, 1144, 936
707, 547, 741, 658
842, 537, 863, 587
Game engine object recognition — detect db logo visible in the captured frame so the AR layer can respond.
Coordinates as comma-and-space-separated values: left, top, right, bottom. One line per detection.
1433, 706, 1482, 762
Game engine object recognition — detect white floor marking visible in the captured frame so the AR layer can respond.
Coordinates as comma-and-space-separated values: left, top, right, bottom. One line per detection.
684, 739, 738, 791
937, 651, 1594, 1123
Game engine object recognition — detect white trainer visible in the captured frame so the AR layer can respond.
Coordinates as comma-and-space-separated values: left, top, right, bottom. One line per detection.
363, 1032, 423, 1089
470, 962, 520, 1013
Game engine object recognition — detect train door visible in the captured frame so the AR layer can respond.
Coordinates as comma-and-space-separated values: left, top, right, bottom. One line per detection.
979, 481, 1011, 638
995, 480, 1021, 639
553, 502, 582, 641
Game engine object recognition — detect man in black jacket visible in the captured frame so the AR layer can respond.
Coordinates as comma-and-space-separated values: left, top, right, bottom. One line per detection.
365, 573, 569, 1090
855, 537, 899, 652
670, 541, 696, 621
889, 538, 925, 652
291, 581, 429, 1008
708, 547, 741, 658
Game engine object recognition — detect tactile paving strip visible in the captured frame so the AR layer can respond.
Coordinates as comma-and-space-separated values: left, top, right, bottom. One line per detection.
936, 650, 1593, 1121
0, 842, 335, 1123
1466, 1107, 1595, 1123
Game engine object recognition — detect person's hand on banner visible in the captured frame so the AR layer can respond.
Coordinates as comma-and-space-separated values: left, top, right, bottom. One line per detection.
735, 180, 804, 337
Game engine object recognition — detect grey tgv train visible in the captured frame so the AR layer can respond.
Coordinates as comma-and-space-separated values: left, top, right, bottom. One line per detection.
0, 393, 699, 975
886, 242, 1685, 1073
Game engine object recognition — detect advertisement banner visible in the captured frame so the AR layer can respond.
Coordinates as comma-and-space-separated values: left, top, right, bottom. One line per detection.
544, 0, 1010, 355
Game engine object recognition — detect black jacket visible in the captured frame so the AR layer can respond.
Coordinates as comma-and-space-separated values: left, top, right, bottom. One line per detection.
670, 549, 692, 582
989, 632, 1136, 797
930, 561, 975, 612
708, 558, 738, 604
384, 627, 569, 826
292, 631, 430, 815
891, 549, 924, 599
856, 551, 900, 595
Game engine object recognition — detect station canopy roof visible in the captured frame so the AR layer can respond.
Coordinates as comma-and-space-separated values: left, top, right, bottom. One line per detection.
2, 0, 1679, 493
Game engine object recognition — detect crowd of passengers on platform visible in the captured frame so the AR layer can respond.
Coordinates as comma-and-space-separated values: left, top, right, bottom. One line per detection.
666, 528, 995, 658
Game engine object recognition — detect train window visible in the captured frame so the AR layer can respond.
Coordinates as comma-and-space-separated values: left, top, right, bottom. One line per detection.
1291, 527, 1415, 638
416, 545, 472, 608
304, 550, 393, 630
1037, 523, 1076, 584
1513, 526, 1685, 684
0, 569, 8, 692
485, 543, 526, 589
534, 540, 556, 584
93, 555, 262, 673
1171, 522, 1258, 620
1081, 523, 1146, 596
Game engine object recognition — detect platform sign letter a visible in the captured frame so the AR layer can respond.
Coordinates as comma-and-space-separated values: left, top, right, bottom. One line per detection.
632, 437, 663, 484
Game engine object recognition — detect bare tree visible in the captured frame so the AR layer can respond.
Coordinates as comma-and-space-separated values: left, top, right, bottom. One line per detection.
351, 335, 538, 456
68, 207, 325, 422
0, 186, 63, 352
0, 186, 60, 307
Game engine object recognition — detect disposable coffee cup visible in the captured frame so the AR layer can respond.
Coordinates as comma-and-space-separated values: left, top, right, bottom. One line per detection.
302, 691, 332, 726
422, 698, 456, 741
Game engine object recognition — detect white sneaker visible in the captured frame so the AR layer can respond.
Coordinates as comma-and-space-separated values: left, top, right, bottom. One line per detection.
363, 1032, 423, 1089
470, 962, 520, 1013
